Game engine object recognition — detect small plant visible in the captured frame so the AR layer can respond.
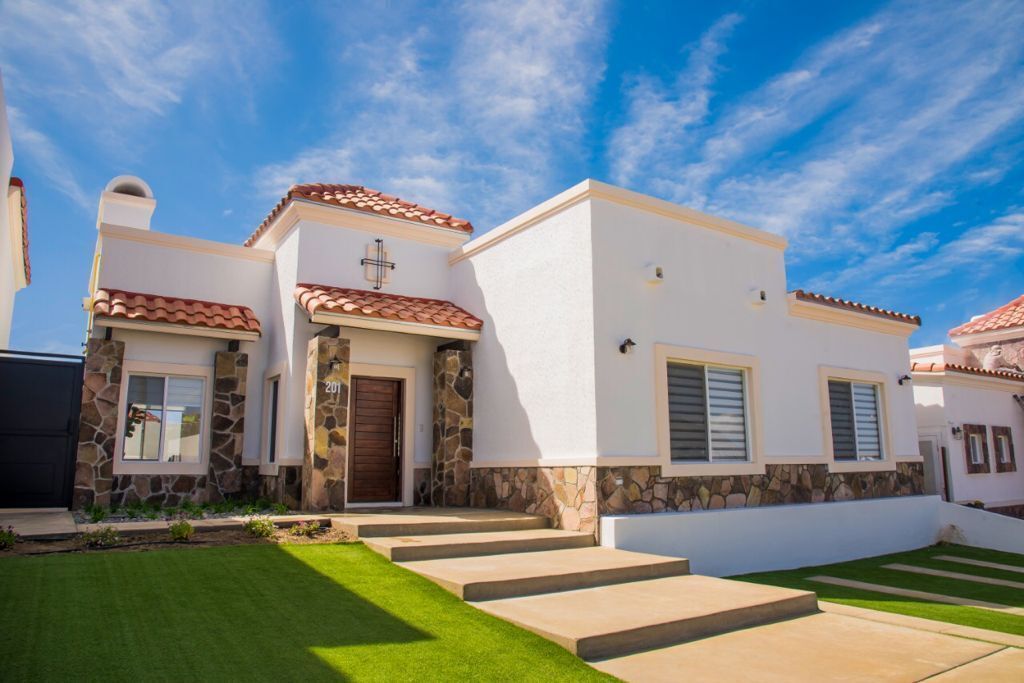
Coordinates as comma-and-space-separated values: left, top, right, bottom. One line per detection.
288, 520, 321, 538
243, 515, 276, 538
0, 525, 18, 550
168, 519, 195, 542
271, 502, 289, 515
85, 504, 108, 523
212, 500, 235, 515
178, 498, 204, 520
81, 526, 120, 548
144, 509, 160, 520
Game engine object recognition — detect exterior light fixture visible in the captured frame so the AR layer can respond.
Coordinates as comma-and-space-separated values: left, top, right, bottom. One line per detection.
897, 374, 912, 385
951, 425, 963, 440
619, 338, 637, 354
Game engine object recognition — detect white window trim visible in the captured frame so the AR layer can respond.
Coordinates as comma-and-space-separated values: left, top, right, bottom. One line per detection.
655, 344, 762, 476
818, 366, 896, 473
996, 434, 1011, 464
260, 361, 288, 474
969, 433, 985, 465
113, 360, 214, 476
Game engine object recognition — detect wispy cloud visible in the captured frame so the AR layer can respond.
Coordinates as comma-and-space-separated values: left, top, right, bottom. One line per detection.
253, 0, 608, 228
6, 106, 90, 211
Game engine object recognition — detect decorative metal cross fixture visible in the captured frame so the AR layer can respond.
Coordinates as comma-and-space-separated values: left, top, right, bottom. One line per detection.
361, 238, 396, 290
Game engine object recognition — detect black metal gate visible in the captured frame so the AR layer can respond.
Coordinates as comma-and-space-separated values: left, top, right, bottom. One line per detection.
0, 350, 83, 508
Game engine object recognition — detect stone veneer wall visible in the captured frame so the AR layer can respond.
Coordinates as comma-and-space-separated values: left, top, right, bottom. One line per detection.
260, 465, 303, 509
73, 338, 125, 509
470, 467, 599, 533
302, 334, 350, 511
111, 474, 207, 508
413, 467, 430, 506
206, 351, 248, 501
432, 343, 473, 506
596, 463, 925, 514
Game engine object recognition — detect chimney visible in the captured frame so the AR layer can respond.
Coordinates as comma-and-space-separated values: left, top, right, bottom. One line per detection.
97, 175, 155, 231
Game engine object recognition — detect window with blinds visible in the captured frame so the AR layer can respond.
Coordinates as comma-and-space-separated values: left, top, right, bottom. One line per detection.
667, 362, 749, 462
827, 380, 883, 461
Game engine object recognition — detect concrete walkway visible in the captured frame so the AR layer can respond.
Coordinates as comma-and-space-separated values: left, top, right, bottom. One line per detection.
0, 509, 77, 538
809, 575, 1024, 616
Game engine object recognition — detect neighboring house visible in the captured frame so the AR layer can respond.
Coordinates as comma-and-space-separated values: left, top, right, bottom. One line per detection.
74, 176, 925, 533
0, 69, 30, 348
911, 295, 1024, 516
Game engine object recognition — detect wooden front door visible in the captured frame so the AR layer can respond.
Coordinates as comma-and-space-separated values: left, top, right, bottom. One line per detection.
349, 377, 402, 503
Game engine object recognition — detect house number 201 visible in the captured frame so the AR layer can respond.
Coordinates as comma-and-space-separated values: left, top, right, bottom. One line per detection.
324, 380, 342, 395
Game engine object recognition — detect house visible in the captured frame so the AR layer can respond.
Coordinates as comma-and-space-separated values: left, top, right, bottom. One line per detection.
910, 295, 1024, 516
0, 69, 30, 348
74, 176, 926, 535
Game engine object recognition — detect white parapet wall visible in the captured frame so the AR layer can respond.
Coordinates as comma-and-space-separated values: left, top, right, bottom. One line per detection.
600, 496, 1024, 576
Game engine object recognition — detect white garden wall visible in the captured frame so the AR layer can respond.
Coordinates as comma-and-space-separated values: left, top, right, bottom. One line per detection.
601, 497, 1024, 576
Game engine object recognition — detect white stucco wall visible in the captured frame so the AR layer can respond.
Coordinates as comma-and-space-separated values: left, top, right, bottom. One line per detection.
0, 70, 16, 348
450, 200, 598, 464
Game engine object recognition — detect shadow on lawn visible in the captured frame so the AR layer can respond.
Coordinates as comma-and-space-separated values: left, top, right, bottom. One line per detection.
0, 543, 434, 681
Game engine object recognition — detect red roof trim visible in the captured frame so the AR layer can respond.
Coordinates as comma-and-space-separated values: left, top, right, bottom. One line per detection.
791, 289, 921, 325
92, 289, 261, 335
294, 283, 482, 331
911, 361, 1024, 382
246, 184, 474, 247
9, 177, 29, 285
948, 294, 1024, 336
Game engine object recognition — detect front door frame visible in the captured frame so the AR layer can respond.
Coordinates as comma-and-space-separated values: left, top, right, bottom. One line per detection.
347, 363, 416, 507
918, 432, 951, 501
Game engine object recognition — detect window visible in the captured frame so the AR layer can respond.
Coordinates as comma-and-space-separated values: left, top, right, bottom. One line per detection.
266, 377, 280, 464
993, 426, 1016, 473
962, 424, 989, 474
667, 362, 749, 462
828, 380, 883, 461
123, 374, 205, 463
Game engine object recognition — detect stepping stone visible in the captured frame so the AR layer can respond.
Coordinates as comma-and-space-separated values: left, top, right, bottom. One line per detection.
591, 612, 1002, 682
884, 563, 1024, 590
331, 509, 549, 538
935, 555, 1024, 575
475, 574, 818, 659
400, 546, 690, 601
808, 576, 1024, 616
364, 528, 594, 561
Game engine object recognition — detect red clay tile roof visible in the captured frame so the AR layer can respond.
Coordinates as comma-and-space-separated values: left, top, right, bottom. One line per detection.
911, 361, 1024, 382
295, 283, 482, 332
948, 294, 1024, 337
246, 184, 474, 247
92, 289, 261, 336
9, 177, 29, 285
791, 289, 921, 325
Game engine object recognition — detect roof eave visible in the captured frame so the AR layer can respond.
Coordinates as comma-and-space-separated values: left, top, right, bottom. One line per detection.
94, 315, 261, 342
306, 308, 481, 341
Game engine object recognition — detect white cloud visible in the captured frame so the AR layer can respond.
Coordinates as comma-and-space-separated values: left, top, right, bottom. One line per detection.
7, 107, 90, 211
253, 0, 608, 228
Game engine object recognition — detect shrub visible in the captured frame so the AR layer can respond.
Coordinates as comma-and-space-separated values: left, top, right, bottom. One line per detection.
271, 502, 289, 515
81, 526, 120, 548
0, 525, 18, 550
243, 516, 276, 538
178, 498, 204, 520
168, 519, 195, 542
288, 520, 322, 538
86, 504, 107, 523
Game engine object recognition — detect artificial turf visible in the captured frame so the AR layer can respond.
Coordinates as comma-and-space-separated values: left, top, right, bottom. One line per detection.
735, 543, 1024, 636
0, 542, 614, 682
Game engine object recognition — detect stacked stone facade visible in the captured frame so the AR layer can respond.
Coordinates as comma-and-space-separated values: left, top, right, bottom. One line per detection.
413, 467, 430, 506
206, 351, 248, 501
259, 465, 303, 509
301, 334, 350, 511
471, 466, 598, 533
73, 338, 125, 509
432, 343, 473, 506
111, 474, 207, 507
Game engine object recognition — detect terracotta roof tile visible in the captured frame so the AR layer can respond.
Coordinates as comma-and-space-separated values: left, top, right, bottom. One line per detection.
246, 184, 473, 247
949, 294, 1024, 336
911, 361, 1024, 382
9, 177, 29, 285
93, 289, 261, 335
791, 289, 921, 325
294, 283, 482, 332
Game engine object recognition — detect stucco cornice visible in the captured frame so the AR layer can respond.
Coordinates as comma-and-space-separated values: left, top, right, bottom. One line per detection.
449, 179, 788, 264
911, 370, 1024, 392
787, 295, 918, 337
950, 327, 1024, 348
99, 224, 275, 263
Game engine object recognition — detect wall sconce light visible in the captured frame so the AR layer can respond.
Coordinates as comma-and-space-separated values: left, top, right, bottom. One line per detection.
951, 425, 963, 440
897, 374, 912, 385
619, 338, 637, 354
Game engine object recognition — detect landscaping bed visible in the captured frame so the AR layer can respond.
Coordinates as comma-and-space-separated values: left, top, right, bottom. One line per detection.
73, 497, 301, 524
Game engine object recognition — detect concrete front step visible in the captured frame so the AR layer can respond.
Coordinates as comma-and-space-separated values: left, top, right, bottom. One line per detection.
331, 509, 549, 538
364, 528, 595, 561
475, 574, 818, 660
400, 546, 690, 601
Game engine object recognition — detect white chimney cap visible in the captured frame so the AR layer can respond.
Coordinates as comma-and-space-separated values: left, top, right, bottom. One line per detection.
104, 175, 153, 199
97, 175, 156, 231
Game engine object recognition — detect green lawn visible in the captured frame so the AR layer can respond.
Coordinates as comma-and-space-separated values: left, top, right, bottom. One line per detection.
0, 542, 612, 682
735, 544, 1024, 636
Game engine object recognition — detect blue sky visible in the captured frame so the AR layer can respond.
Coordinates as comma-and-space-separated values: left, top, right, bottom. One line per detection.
1, 0, 1021, 354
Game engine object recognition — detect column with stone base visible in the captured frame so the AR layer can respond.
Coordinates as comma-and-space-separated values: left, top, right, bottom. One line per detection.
207, 350, 248, 502
73, 338, 125, 509
302, 334, 351, 511
432, 341, 473, 506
